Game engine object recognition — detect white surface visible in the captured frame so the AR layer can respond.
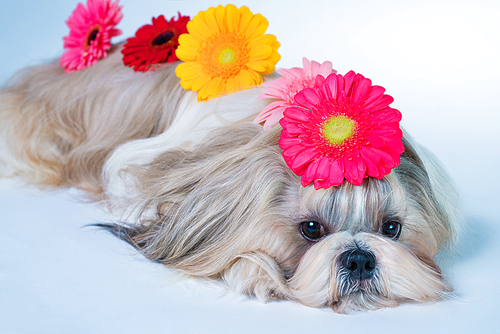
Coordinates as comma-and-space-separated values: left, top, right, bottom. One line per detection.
1, 0, 500, 333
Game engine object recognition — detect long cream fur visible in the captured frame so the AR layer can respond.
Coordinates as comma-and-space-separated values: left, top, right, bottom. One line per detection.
0, 46, 460, 313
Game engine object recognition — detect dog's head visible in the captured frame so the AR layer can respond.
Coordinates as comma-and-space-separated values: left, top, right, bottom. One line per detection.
100, 120, 458, 313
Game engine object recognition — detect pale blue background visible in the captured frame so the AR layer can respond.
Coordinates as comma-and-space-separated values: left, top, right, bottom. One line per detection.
1, 0, 499, 333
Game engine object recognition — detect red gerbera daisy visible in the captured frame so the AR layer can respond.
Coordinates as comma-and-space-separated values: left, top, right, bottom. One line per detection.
279, 71, 404, 189
60, 0, 123, 73
122, 14, 190, 72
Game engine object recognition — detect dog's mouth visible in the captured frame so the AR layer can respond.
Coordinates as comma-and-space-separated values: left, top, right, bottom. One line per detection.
330, 289, 397, 313
335, 269, 382, 297
330, 268, 390, 313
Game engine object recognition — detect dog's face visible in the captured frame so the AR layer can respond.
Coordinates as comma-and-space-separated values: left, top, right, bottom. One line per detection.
103, 122, 457, 313
287, 175, 449, 312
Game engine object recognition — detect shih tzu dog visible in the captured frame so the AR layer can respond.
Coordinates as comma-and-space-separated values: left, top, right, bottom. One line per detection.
0, 3, 460, 313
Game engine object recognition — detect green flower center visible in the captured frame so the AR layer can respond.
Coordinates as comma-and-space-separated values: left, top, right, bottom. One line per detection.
218, 48, 236, 64
323, 115, 355, 145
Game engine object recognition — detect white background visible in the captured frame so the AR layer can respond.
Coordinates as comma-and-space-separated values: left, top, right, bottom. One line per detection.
1, 0, 499, 333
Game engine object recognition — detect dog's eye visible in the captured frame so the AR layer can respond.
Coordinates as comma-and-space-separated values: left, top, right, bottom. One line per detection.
381, 221, 402, 239
300, 221, 325, 241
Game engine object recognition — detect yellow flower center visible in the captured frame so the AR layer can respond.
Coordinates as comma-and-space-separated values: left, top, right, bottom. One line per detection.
323, 116, 355, 145
218, 48, 236, 64
199, 33, 249, 79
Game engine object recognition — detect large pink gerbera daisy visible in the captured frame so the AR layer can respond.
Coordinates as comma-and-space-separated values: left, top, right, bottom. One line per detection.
279, 71, 404, 188
60, 0, 123, 73
254, 58, 336, 129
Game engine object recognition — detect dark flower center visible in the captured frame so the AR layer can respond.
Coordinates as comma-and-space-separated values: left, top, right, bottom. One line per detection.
152, 31, 174, 46
84, 24, 102, 50
87, 29, 100, 44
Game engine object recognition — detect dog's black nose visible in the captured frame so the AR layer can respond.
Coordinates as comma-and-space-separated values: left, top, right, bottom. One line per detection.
342, 249, 376, 279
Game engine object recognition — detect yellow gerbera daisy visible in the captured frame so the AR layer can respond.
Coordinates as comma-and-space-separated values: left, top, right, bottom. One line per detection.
175, 4, 281, 101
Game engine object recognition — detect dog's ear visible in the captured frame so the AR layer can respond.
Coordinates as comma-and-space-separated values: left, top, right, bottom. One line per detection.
97, 220, 293, 300
98, 123, 295, 277
396, 132, 461, 250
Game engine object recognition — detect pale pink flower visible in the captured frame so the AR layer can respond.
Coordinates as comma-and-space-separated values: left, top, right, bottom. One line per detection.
254, 58, 336, 129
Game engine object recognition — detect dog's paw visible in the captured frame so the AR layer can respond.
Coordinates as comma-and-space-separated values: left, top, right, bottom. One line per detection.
222, 251, 290, 302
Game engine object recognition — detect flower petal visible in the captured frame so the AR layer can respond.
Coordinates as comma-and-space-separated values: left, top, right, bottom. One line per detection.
284, 106, 309, 123
302, 159, 320, 186
330, 159, 346, 186
245, 13, 268, 40
225, 4, 239, 33
290, 148, 317, 174
249, 45, 272, 60
350, 77, 371, 106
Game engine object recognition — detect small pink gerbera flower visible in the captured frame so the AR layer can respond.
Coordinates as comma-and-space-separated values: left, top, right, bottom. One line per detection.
60, 0, 123, 73
254, 58, 336, 129
279, 71, 404, 189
